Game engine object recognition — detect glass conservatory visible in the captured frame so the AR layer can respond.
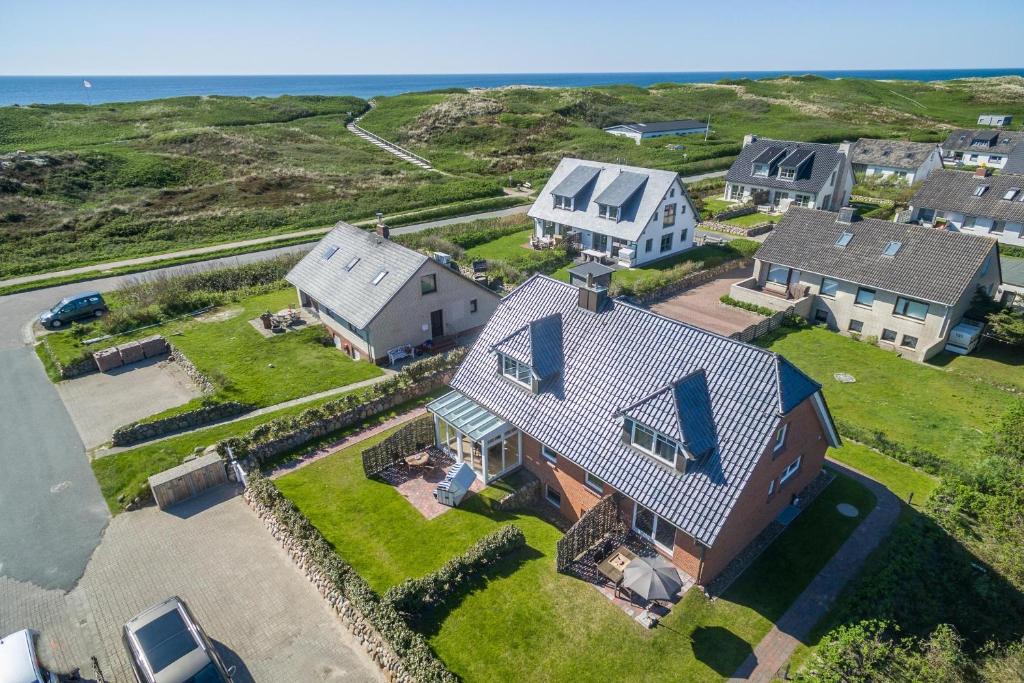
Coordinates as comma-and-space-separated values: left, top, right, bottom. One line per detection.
427, 391, 522, 483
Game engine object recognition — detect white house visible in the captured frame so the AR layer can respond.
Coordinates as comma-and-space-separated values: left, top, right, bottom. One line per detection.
978, 114, 1013, 127
940, 129, 1024, 170
909, 169, 1024, 247
603, 119, 709, 144
528, 158, 699, 268
849, 139, 943, 184
724, 135, 853, 211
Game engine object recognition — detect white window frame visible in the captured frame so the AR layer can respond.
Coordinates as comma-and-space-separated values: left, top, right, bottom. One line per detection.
584, 471, 604, 494
500, 353, 532, 387
820, 278, 839, 298
780, 456, 802, 485
622, 418, 678, 466
663, 203, 676, 227
893, 297, 928, 321
631, 502, 678, 551
542, 445, 558, 464
854, 287, 876, 308
779, 167, 796, 180
773, 423, 788, 453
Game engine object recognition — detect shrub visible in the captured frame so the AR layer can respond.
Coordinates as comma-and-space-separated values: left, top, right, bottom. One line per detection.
719, 294, 773, 316
384, 525, 526, 624
614, 261, 703, 297
835, 419, 944, 475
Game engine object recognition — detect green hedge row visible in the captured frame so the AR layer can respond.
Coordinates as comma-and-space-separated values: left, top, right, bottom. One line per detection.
719, 294, 774, 317
384, 525, 526, 624
246, 473, 456, 683
835, 419, 944, 475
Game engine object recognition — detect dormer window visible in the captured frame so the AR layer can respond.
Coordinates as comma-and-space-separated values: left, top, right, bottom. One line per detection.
621, 418, 680, 466
752, 163, 769, 177
597, 203, 619, 220
779, 167, 796, 180
499, 353, 532, 387
554, 194, 574, 210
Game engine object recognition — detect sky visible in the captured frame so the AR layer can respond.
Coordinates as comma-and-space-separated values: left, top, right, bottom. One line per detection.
3, 0, 1023, 75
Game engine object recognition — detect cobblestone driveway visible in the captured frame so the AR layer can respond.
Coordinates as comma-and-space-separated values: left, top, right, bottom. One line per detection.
1, 486, 379, 683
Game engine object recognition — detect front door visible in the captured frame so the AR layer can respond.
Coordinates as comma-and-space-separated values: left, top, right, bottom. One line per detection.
430, 309, 444, 338
593, 233, 608, 253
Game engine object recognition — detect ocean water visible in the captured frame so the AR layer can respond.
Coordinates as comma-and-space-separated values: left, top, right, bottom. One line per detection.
1, 69, 1022, 107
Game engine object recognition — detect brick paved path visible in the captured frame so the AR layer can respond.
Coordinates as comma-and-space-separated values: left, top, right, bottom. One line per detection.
1, 486, 380, 682
728, 461, 901, 682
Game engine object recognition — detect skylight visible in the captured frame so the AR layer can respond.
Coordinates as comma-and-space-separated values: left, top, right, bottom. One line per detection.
836, 232, 854, 248
973, 185, 989, 197
882, 240, 902, 257
1003, 188, 1020, 201
372, 270, 388, 286
344, 256, 361, 271
322, 245, 339, 260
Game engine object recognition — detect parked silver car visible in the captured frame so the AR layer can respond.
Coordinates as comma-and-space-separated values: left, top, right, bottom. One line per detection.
122, 597, 234, 683
0, 629, 60, 683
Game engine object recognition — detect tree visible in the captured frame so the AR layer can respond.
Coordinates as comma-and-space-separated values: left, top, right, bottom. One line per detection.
985, 309, 1024, 347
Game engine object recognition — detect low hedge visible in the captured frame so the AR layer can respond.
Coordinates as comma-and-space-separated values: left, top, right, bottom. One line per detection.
246, 473, 456, 683
720, 294, 773, 317
384, 525, 526, 623
835, 419, 944, 475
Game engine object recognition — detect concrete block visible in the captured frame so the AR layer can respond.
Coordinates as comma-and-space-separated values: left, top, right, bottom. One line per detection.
94, 347, 123, 372
117, 341, 145, 365
138, 335, 169, 358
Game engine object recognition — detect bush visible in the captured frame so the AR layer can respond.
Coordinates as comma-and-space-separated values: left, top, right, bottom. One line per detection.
720, 294, 773, 316
835, 419, 944, 475
614, 260, 703, 297
384, 525, 526, 624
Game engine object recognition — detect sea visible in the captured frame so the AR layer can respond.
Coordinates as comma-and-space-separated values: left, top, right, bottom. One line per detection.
1, 69, 1022, 107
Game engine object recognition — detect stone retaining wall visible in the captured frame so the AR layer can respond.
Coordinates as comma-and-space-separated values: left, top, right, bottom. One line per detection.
111, 401, 252, 447
492, 472, 541, 512
169, 346, 216, 393
700, 219, 776, 237
634, 257, 754, 306
713, 203, 756, 220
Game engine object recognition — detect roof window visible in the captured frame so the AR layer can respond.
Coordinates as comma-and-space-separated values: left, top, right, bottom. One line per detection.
322, 245, 339, 260
882, 240, 902, 257
973, 185, 989, 197
1003, 188, 1020, 201
836, 231, 854, 248
372, 270, 388, 285
344, 256, 361, 271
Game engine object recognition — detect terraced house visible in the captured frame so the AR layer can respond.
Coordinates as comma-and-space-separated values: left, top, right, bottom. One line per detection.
528, 158, 698, 268
287, 221, 499, 364
427, 273, 840, 585
909, 169, 1024, 247
849, 138, 942, 184
731, 207, 1000, 361
939, 128, 1024, 170
724, 135, 854, 211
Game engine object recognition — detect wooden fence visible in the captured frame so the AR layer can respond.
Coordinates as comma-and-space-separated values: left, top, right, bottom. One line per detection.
729, 305, 798, 344
362, 414, 437, 477
555, 494, 623, 573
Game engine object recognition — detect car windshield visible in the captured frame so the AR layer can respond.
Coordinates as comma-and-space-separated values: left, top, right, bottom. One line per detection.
49, 300, 68, 313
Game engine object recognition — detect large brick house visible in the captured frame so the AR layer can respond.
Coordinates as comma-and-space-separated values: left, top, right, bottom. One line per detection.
427, 274, 840, 585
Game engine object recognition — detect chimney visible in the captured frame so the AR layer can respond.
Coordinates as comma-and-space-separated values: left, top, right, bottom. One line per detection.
577, 272, 608, 314
837, 140, 852, 157
375, 211, 389, 240
837, 206, 857, 224
974, 166, 991, 178
742, 134, 757, 148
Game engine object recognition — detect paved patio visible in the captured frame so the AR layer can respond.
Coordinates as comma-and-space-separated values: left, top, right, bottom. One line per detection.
377, 448, 484, 519
649, 264, 764, 336
247, 306, 321, 338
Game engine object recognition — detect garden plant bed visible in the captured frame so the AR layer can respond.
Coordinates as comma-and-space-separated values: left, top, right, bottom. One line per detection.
275, 423, 876, 682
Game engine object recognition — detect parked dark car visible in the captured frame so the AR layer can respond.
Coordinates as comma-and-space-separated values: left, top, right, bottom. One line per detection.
38, 291, 107, 329
122, 597, 234, 683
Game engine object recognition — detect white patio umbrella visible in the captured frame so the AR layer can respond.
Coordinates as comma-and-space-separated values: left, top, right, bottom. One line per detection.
621, 554, 682, 602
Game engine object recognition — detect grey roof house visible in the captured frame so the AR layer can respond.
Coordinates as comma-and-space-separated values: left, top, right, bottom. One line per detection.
909, 168, 1024, 247
287, 221, 499, 364
849, 138, 942, 184
528, 158, 699, 268
940, 129, 1024, 170
724, 135, 853, 211
427, 273, 839, 585
731, 207, 1001, 361
603, 119, 709, 144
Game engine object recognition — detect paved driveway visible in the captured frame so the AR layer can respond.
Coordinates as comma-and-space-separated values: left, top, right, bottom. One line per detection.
1, 486, 379, 682
649, 264, 764, 337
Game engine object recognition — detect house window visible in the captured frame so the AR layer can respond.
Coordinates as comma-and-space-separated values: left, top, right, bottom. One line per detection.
973, 185, 989, 197
820, 278, 839, 298
779, 167, 796, 180
780, 456, 802, 485
854, 287, 876, 307
633, 503, 677, 551
830, 170, 837, 184
344, 256, 360, 271
849, 319, 864, 333
964, 216, 977, 229
632, 421, 655, 452
730, 184, 744, 200
814, 308, 829, 324
598, 204, 619, 220
753, 163, 769, 177
622, 418, 677, 466
663, 203, 676, 226
500, 354, 532, 386
901, 335, 918, 350
991, 222, 1005, 235
669, 188, 675, 198
893, 297, 928, 321
542, 445, 558, 464
881, 328, 897, 342
470, 299, 478, 313
793, 194, 812, 207
768, 478, 776, 496
680, 228, 688, 243
774, 423, 788, 452
660, 233, 674, 253
420, 274, 437, 295
767, 264, 791, 285
544, 485, 562, 508
585, 471, 604, 493
990, 156, 1003, 163
554, 195, 573, 210
645, 239, 653, 253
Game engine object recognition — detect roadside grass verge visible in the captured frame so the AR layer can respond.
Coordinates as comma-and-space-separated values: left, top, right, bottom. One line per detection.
277, 425, 874, 682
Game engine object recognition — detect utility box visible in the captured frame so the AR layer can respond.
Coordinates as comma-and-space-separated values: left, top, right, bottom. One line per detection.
149, 453, 228, 510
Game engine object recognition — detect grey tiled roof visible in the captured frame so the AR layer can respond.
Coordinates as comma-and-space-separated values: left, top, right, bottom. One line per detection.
910, 170, 1024, 224
755, 207, 997, 306
850, 138, 939, 169
594, 171, 648, 207
605, 120, 707, 134
285, 222, 427, 329
617, 370, 718, 458
449, 275, 831, 545
941, 129, 1024, 155
726, 137, 845, 194
1001, 142, 1024, 175
528, 158, 687, 242
491, 314, 564, 381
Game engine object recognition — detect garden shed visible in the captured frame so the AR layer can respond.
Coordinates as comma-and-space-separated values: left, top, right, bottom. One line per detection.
148, 452, 228, 510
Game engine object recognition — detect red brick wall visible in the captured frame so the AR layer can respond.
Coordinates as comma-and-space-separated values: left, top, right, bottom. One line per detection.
521, 432, 606, 522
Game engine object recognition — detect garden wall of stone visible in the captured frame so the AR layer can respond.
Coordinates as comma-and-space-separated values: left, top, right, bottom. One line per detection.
111, 401, 251, 447
634, 257, 754, 306
700, 219, 776, 237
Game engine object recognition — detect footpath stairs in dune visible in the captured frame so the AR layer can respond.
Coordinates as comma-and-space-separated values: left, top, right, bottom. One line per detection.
346, 119, 434, 171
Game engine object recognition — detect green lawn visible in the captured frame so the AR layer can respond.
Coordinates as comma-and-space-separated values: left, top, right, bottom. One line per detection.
44, 288, 383, 412
723, 212, 775, 228
760, 326, 1015, 469
827, 443, 938, 505
277, 426, 875, 682
927, 341, 1024, 393
701, 198, 732, 216
464, 229, 535, 262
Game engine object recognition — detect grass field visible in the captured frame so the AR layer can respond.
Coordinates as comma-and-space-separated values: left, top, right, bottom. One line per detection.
277, 423, 874, 683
